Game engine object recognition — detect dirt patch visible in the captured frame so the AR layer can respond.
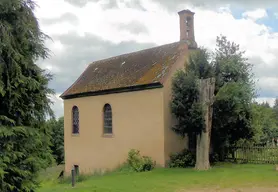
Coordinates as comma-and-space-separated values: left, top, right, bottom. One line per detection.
178, 187, 278, 192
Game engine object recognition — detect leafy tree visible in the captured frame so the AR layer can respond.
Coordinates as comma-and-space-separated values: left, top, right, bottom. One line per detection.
273, 98, 278, 121
273, 98, 278, 142
0, 0, 54, 191
171, 48, 214, 170
210, 35, 256, 160
251, 102, 278, 144
260, 102, 271, 108
171, 48, 213, 136
274, 98, 278, 108
46, 117, 64, 165
171, 35, 256, 166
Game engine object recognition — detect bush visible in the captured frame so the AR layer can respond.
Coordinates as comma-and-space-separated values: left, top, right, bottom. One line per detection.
169, 149, 196, 168
127, 149, 155, 172
209, 153, 219, 164
115, 162, 134, 173
142, 156, 155, 171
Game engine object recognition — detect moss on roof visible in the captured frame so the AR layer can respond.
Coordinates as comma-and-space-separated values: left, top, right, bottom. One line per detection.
61, 41, 188, 98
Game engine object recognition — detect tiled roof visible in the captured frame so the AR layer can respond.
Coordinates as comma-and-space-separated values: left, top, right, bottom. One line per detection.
61, 41, 188, 99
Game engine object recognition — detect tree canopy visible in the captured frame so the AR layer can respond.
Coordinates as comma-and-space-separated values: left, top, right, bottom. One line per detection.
0, 0, 54, 191
46, 117, 64, 165
171, 35, 257, 162
171, 48, 214, 137
251, 101, 278, 144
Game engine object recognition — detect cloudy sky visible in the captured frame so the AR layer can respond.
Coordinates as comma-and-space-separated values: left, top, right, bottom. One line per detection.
34, 0, 278, 118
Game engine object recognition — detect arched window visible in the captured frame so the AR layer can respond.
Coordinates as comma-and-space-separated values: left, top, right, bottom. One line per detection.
103, 104, 112, 134
72, 106, 79, 134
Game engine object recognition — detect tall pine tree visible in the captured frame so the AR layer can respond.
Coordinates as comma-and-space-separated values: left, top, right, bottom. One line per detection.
0, 0, 54, 191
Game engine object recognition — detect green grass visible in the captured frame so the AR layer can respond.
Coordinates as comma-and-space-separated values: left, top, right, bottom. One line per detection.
38, 163, 278, 192
38, 164, 65, 183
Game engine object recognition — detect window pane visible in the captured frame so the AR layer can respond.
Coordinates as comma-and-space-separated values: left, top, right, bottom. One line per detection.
72, 106, 79, 134
103, 104, 112, 134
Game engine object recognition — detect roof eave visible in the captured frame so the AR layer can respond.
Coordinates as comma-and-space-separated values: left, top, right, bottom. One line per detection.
60, 82, 163, 100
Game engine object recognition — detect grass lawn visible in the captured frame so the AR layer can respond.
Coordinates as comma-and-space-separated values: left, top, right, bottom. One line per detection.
38, 163, 278, 192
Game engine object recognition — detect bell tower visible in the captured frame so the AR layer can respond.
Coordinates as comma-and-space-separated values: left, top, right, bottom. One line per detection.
178, 9, 197, 48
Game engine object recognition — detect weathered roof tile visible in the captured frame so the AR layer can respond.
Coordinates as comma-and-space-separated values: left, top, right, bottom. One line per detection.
61, 41, 188, 98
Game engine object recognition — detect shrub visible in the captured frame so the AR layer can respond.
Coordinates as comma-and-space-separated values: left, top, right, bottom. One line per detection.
127, 149, 155, 172
209, 152, 219, 164
142, 156, 155, 171
115, 162, 134, 173
169, 149, 196, 168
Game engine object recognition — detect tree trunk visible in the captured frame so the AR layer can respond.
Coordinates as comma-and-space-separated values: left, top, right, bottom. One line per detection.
195, 78, 215, 170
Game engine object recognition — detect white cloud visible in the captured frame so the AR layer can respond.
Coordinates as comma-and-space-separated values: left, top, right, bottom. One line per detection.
148, 0, 278, 12
48, 93, 64, 118
242, 9, 268, 21
35, 1, 278, 116
255, 97, 276, 107
256, 77, 278, 97
34, 0, 77, 19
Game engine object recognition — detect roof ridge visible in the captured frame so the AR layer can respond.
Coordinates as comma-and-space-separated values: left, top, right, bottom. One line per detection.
88, 41, 181, 66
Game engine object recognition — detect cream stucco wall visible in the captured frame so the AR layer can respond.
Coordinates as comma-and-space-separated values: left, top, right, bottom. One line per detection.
64, 88, 165, 175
